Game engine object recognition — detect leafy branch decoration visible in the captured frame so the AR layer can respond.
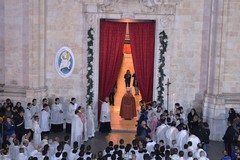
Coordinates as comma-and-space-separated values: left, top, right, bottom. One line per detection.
157, 30, 168, 105
86, 28, 94, 104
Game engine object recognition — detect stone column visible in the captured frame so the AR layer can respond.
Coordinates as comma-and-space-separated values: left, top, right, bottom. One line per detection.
26, 0, 47, 100
0, 0, 4, 91
202, 0, 237, 140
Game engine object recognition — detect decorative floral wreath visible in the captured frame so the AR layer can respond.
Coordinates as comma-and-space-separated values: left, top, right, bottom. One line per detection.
157, 30, 168, 105
86, 28, 94, 104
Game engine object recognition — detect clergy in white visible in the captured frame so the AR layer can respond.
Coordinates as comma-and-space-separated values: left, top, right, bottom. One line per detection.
31, 99, 41, 116
187, 134, 201, 153
176, 124, 189, 150
99, 97, 111, 133
71, 110, 83, 147
156, 118, 168, 144
165, 121, 179, 147
24, 103, 33, 132
32, 116, 42, 146
40, 104, 50, 135
86, 101, 95, 138
51, 98, 64, 133
66, 97, 77, 134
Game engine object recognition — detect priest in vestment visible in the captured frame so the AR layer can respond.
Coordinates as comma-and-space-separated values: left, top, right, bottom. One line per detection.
119, 87, 137, 120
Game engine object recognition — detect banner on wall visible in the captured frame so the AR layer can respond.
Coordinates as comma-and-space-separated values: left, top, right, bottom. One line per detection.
55, 47, 75, 78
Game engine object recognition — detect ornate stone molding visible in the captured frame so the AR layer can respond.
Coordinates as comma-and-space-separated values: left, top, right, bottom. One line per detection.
159, 15, 175, 28
98, 0, 119, 12
86, 14, 97, 28
139, 0, 158, 12
92, 0, 181, 15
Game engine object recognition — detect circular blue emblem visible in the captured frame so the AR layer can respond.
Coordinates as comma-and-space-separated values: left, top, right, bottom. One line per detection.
55, 47, 75, 78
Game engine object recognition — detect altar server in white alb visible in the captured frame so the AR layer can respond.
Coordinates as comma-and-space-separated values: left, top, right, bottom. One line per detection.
24, 103, 33, 133
165, 121, 179, 147
40, 104, 50, 136
66, 97, 77, 134
32, 115, 42, 146
40, 98, 48, 111
51, 98, 64, 133
31, 99, 41, 116
86, 101, 95, 138
71, 109, 83, 147
99, 97, 111, 133
176, 124, 189, 150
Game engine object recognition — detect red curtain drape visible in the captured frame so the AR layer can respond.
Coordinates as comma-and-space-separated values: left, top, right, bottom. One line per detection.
98, 21, 127, 120
129, 22, 155, 103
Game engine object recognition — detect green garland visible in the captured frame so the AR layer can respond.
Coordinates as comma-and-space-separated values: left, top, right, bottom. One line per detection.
86, 28, 94, 104
157, 31, 168, 105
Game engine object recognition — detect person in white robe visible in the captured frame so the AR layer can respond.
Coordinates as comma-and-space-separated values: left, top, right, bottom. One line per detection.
156, 119, 168, 144
176, 125, 189, 150
9, 138, 20, 160
165, 121, 179, 147
32, 116, 42, 146
86, 101, 95, 138
66, 97, 77, 134
31, 99, 41, 116
24, 103, 33, 133
194, 143, 207, 159
50, 98, 64, 133
71, 110, 83, 147
99, 97, 111, 133
16, 148, 28, 160
40, 98, 48, 111
187, 134, 201, 152
77, 106, 88, 142
40, 104, 50, 135
145, 135, 156, 153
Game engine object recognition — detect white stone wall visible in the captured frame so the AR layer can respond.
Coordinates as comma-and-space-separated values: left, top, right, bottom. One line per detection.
45, 0, 85, 106
1, 0, 240, 140
169, 0, 205, 112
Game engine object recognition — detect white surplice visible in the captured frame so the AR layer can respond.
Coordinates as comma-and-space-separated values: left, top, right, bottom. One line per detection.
187, 134, 201, 152
32, 120, 42, 146
165, 126, 179, 146
40, 110, 50, 132
71, 114, 83, 147
156, 124, 168, 144
51, 103, 64, 125
100, 102, 110, 123
176, 129, 189, 150
66, 103, 77, 124
24, 108, 33, 130
86, 105, 95, 137
31, 104, 41, 116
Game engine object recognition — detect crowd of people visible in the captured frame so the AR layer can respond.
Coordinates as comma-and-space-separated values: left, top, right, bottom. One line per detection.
0, 95, 239, 160
222, 108, 240, 159
0, 98, 96, 160
132, 101, 210, 160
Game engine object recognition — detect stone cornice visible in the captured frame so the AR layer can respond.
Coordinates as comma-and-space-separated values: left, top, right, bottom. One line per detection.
82, 0, 181, 16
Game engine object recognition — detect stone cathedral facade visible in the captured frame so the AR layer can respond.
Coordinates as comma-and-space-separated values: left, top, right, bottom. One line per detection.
0, 0, 240, 140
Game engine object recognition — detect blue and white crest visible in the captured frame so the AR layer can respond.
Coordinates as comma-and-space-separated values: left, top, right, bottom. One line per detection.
55, 47, 75, 78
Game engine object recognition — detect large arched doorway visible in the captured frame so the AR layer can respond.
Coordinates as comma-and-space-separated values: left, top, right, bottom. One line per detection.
98, 19, 155, 131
